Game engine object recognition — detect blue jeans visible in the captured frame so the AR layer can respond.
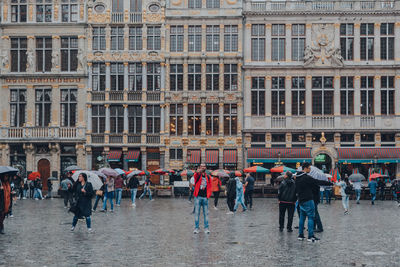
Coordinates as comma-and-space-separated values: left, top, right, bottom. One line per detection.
72, 215, 91, 229
194, 197, 209, 229
130, 189, 138, 204
115, 188, 123, 205
342, 195, 349, 210
324, 189, 332, 204
23, 189, 28, 198
299, 200, 315, 238
371, 193, 376, 203
188, 186, 194, 201
234, 193, 247, 211
140, 187, 152, 200
355, 189, 361, 202
320, 191, 324, 203
93, 195, 103, 211
103, 191, 114, 211
34, 189, 43, 199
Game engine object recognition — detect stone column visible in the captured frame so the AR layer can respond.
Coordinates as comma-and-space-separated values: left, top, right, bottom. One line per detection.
123, 104, 129, 133
183, 103, 188, 135
201, 103, 206, 135
354, 76, 361, 128
374, 23, 381, 62
286, 24, 292, 62
124, 62, 129, 90
183, 61, 188, 91
266, 76, 272, 129
243, 76, 251, 130
161, 62, 166, 91
334, 75, 341, 127
183, 25, 188, 52
354, 23, 361, 62
141, 104, 147, 133
306, 24, 312, 47
105, 26, 111, 51
396, 76, 400, 116
51, 35, 60, 73
395, 22, 400, 62
237, 102, 243, 137
105, 104, 110, 132
285, 75, 292, 127
87, 104, 92, 132
141, 148, 147, 170
218, 147, 224, 169
265, 24, 271, 62
218, 103, 224, 136
160, 105, 165, 134
26, 85, 35, 127
52, 84, 60, 127
26, 36, 35, 73
124, 25, 129, 51
165, 103, 170, 134
305, 75, 312, 128
201, 60, 206, 91
374, 75, 381, 127
86, 148, 92, 171
244, 23, 251, 62
87, 63, 93, 90
105, 62, 111, 91
142, 62, 147, 92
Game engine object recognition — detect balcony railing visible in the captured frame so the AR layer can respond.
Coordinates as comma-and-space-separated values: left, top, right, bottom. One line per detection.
312, 116, 335, 128
271, 116, 286, 128
6, 127, 81, 140
146, 134, 160, 144
130, 12, 142, 23
147, 92, 161, 102
111, 12, 124, 23
109, 134, 123, 144
128, 91, 142, 101
91, 134, 104, 144
128, 134, 141, 144
59, 128, 77, 139
360, 116, 375, 128
109, 91, 124, 101
91, 92, 105, 101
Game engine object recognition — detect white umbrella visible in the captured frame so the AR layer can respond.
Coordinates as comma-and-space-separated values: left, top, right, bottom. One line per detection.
325, 174, 333, 179
72, 170, 103, 190
297, 166, 328, 181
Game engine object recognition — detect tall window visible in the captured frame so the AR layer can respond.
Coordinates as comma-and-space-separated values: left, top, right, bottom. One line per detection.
206, 104, 219, 136
271, 77, 285, 115
36, 0, 52, 22
129, 27, 142, 50
110, 63, 124, 91
189, 26, 202, 52
92, 105, 106, 133
147, 63, 160, 91
130, 0, 142, 12
35, 88, 51, 127
224, 25, 238, 52
110, 105, 124, 133
170, 26, 184, 52
188, 64, 201, 91
60, 88, 77, 127
170, 64, 183, 91
92, 27, 106, 51
251, 24, 265, 61
340, 23, 354, 60
380, 23, 394, 60
147, 105, 161, 134
11, 37, 27, 72
251, 77, 265, 116
360, 23, 374, 61
291, 24, 305, 61
188, 0, 201, 8
170, 104, 183, 136
360, 76, 374, 115
112, 0, 124, 11
61, 37, 78, 72
224, 104, 237, 136
381, 76, 395, 115
272, 24, 285, 61
92, 63, 106, 91
206, 64, 219, 91
36, 37, 52, 72
206, 0, 219, 8
128, 105, 142, 134
111, 26, 124, 50
188, 104, 201, 135
206, 25, 220, 52
170, 149, 183, 160
147, 26, 161, 50
10, 89, 26, 127
312, 76, 334, 115
224, 64, 238, 91
61, 0, 78, 22
11, 0, 27, 23
128, 63, 142, 91
340, 77, 354, 115
292, 77, 305, 116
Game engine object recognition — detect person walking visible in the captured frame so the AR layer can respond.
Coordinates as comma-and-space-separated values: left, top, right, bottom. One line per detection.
101, 176, 115, 212
22, 178, 28, 200
368, 179, 378, 205
193, 164, 212, 234
295, 162, 333, 242
70, 173, 94, 232
127, 175, 139, 207
114, 175, 124, 206
0, 174, 12, 234
378, 178, 386, 201
139, 176, 153, 200
226, 172, 236, 214
391, 180, 400, 207
92, 180, 105, 212
353, 181, 362, 204
211, 175, 221, 210
278, 171, 296, 232
188, 176, 195, 203
244, 173, 255, 210
47, 179, 53, 199
336, 177, 351, 214
29, 178, 35, 199
61, 177, 73, 208
233, 176, 247, 212
34, 178, 43, 200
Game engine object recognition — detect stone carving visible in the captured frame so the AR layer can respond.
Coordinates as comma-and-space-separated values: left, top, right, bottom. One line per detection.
51, 52, 59, 69
304, 23, 344, 67
0, 50, 9, 68
26, 50, 35, 71
77, 48, 85, 71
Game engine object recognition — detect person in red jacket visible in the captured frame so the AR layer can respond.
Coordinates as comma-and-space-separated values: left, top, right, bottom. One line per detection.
211, 175, 222, 210
193, 164, 212, 234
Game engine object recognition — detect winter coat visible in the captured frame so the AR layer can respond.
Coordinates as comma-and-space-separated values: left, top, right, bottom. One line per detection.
368, 181, 377, 194
114, 177, 124, 189
278, 178, 297, 204
336, 181, 348, 197
106, 178, 115, 192
127, 177, 139, 189
211, 177, 221, 192
193, 172, 212, 198
235, 177, 244, 202
0, 180, 11, 214
74, 182, 94, 218
226, 178, 237, 199
295, 171, 332, 204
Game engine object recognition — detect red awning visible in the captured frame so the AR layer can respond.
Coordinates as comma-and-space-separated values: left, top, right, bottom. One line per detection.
338, 148, 400, 159
107, 150, 122, 162
188, 150, 201, 164
247, 148, 311, 159
224, 150, 237, 164
125, 150, 140, 162
205, 150, 219, 164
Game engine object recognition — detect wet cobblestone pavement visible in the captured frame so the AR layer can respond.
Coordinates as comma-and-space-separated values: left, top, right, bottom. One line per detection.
1, 197, 399, 267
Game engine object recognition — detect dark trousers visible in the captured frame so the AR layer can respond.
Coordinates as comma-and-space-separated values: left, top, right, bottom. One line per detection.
63, 191, 73, 207
279, 203, 295, 230
379, 188, 385, 200
314, 202, 323, 230
0, 212, 5, 230
227, 197, 235, 212
213, 191, 220, 207
29, 188, 34, 198
244, 190, 254, 208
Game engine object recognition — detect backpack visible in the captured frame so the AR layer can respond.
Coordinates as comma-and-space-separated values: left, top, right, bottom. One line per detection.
344, 184, 353, 195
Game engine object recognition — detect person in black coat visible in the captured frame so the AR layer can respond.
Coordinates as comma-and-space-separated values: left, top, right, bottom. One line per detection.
278, 171, 296, 232
70, 173, 94, 232
226, 172, 237, 214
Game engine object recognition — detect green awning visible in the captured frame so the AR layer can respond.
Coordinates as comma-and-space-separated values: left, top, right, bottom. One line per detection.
338, 159, 399, 164
247, 158, 312, 163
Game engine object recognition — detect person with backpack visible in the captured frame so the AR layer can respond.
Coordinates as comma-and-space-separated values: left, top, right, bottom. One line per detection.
336, 177, 352, 215
278, 171, 296, 232
226, 172, 237, 214
127, 175, 139, 207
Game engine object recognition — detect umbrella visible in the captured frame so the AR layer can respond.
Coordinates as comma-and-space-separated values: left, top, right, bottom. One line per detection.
91, 171, 107, 180
233, 171, 242, 177
64, 165, 82, 172
325, 174, 333, 179
99, 168, 119, 177
369, 173, 384, 181
72, 170, 103, 190
275, 175, 285, 182
349, 173, 366, 182
270, 166, 297, 173
114, 168, 126, 176
153, 169, 170, 175
211, 169, 230, 178
139, 170, 151, 176
48, 177, 58, 181
180, 170, 194, 177
297, 166, 327, 181
28, 172, 41, 181
243, 166, 270, 173
0, 166, 19, 176
126, 170, 143, 179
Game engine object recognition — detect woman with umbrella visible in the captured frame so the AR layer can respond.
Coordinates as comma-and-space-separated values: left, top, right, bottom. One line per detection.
101, 175, 115, 212
336, 177, 352, 215
139, 175, 153, 201
349, 173, 365, 204
0, 173, 12, 234
70, 173, 94, 232
368, 174, 379, 205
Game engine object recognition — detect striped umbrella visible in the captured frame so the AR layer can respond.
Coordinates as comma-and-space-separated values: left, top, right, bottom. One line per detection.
180, 170, 195, 177
139, 170, 151, 176
153, 169, 170, 175
243, 166, 270, 173
270, 166, 297, 173
352, 168, 359, 174
211, 169, 230, 178
331, 168, 341, 183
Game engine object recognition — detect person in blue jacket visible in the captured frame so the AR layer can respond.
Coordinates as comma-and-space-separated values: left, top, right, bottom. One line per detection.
368, 179, 378, 205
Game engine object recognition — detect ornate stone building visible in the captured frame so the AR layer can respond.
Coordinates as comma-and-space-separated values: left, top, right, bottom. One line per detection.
242, 0, 400, 179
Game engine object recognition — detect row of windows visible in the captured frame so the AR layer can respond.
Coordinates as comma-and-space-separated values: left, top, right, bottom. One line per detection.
251, 76, 396, 116
169, 149, 237, 161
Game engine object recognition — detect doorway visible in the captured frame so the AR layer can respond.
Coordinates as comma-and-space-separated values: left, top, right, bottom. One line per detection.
313, 153, 332, 173
38, 159, 50, 191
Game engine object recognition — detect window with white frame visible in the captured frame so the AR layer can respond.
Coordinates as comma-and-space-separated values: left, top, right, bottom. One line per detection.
170, 104, 183, 136
61, 0, 78, 22
111, 63, 124, 91
129, 27, 142, 50
340, 76, 354, 115
251, 77, 265, 116
224, 64, 238, 91
380, 23, 394, 60
36, 0, 52, 22
92, 63, 106, 91
147, 63, 161, 91
189, 26, 202, 52
292, 76, 305, 116
110, 105, 124, 133
170, 148, 183, 160
224, 25, 238, 52
206, 0, 219, 8
146, 105, 161, 134
92, 105, 106, 133
271, 77, 285, 115
61, 36, 78, 72
206, 25, 220, 52
340, 23, 354, 60
147, 26, 161, 50
36, 37, 52, 72
92, 27, 106, 51
170, 64, 183, 91
272, 24, 285, 61
60, 88, 77, 127
11, 37, 27, 72
128, 63, 142, 91
188, 64, 201, 91
360, 23, 374, 61
291, 24, 305, 61
206, 64, 219, 91
188, 104, 201, 135
10, 89, 26, 127
170, 26, 184, 52
188, 0, 201, 8
360, 76, 374, 115
224, 104, 237, 136
251, 24, 265, 61
35, 88, 52, 127
312, 76, 334, 115
111, 26, 124, 50
11, 0, 27, 23
206, 104, 219, 136
128, 105, 142, 134
381, 76, 395, 115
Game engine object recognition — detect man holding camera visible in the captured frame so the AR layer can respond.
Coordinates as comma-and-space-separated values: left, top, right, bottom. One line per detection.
193, 164, 212, 234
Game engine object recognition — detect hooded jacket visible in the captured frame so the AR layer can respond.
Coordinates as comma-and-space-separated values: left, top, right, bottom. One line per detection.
278, 177, 297, 204
226, 177, 237, 199
295, 171, 332, 204
193, 172, 212, 198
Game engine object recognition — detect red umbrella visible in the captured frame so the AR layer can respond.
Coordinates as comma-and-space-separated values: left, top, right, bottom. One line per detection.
153, 169, 170, 175
28, 172, 41, 181
369, 173, 383, 181
243, 166, 270, 173
233, 171, 242, 177
180, 170, 195, 177
139, 170, 151, 176
270, 166, 297, 173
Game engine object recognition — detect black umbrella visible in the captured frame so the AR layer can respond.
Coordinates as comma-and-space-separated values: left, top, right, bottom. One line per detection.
0, 166, 19, 175
349, 173, 366, 182
64, 165, 82, 172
